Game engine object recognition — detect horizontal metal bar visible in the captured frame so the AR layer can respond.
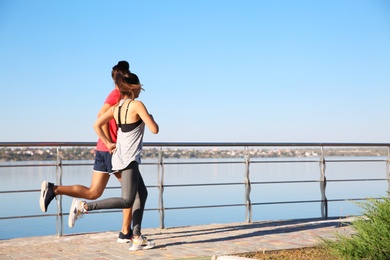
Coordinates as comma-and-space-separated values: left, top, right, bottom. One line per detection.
1, 159, 385, 168
1, 141, 390, 147
0, 185, 156, 194
163, 203, 245, 210
251, 159, 388, 164
162, 161, 244, 165
251, 197, 381, 206
163, 158, 388, 165
325, 159, 387, 163
327, 178, 389, 182
163, 182, 243, 188
0, 214, 59, 220
250, 179, 388, 185
0, 164, 59, 168
251, 180, 319, 185
0, 208, 156, 220
250, 160, 320, 164
0, 197, 382, 221
2, 177, 388, 195
0, 189, 40, 194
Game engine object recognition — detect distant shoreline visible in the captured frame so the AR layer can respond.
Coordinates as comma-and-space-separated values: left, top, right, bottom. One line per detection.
0, 146, 387, 162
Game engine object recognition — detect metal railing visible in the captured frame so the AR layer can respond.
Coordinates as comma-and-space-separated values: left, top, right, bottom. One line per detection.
1, 142, 389, 237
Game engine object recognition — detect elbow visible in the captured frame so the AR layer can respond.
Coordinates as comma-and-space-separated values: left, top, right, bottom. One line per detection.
93, 122, 100, 132
152, 125, 159, 135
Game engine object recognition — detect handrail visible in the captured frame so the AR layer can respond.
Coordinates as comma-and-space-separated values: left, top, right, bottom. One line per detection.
1, 142, 389, 237
1, 141, 390, 147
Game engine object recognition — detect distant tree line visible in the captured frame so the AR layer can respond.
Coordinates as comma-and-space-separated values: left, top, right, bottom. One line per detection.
0, 146, 387, 162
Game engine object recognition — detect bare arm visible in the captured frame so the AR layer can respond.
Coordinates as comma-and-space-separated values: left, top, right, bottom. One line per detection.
134, 101, 159, 134
97, 103, 113, 143
94, 108, 116, 153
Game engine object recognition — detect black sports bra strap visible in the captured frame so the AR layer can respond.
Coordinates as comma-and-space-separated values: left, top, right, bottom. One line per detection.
117, 105, 122, 127
124, 100, 132, 124
117, 99, 132, 127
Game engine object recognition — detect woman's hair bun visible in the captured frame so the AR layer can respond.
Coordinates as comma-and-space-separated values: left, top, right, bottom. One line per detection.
116, 61, 130, 70
111, 60, 131, 79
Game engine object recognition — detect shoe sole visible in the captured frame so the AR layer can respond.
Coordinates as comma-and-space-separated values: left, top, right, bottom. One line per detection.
68, 198, 78, 228
39, 181, 48, 212
117, 238, 132, 243
143, 244, 155, 250
129, 243, 155, 251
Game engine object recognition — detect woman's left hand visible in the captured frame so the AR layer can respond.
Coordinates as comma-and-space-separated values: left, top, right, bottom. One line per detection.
107, 143, 116, 154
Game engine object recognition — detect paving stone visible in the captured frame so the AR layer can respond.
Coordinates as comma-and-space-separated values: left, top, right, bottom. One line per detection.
0, 217, 355, 260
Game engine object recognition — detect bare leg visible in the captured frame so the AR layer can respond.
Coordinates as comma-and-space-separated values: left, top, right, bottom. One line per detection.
53, 171, 133, 235
54, 171, 110, 200
114, 172, 133, 235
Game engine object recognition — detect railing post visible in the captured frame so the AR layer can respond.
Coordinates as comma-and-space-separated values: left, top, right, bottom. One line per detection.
244, 146, 252, 223
157, 147, 165, 229
319, 146, 328, 218
386, 147, 390, 196
55, 146, 63, 236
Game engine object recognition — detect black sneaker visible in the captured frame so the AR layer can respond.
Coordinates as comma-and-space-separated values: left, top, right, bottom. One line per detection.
39, 181, 56, 212
117, 231, 133, 243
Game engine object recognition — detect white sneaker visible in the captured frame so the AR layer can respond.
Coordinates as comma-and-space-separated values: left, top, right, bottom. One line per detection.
129, 235, 155, 251
68, 198, 86, 228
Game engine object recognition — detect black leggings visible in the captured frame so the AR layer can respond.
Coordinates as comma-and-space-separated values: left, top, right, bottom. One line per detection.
86, 161, 147, 236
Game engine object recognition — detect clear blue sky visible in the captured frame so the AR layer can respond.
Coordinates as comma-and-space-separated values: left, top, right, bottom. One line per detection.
1, 0, 389, 143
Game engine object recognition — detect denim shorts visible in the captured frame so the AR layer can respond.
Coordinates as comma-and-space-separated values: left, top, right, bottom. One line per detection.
93, 151, 117, 174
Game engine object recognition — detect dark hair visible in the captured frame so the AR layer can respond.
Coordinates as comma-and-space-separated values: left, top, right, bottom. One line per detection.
114, 73, 142, 100
111, 60, 131, 79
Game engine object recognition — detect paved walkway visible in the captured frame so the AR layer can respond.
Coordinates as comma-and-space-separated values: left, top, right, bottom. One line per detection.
0, 217, 355, 260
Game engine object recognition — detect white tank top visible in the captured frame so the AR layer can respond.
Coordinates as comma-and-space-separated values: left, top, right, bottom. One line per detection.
112, 99, 145, 171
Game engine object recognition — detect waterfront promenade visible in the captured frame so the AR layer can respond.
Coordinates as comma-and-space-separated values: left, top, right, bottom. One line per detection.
0, 216, 354, 259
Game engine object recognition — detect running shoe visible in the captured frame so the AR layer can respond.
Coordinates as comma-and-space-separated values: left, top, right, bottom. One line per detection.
117, 231, 133, 243
68, 198, 87, 228
129, 235, 155, 251
39, 181, 56, 212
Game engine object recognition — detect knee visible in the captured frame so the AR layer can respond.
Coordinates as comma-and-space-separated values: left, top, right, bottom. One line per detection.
87, 190, 104, 200
123, 198, 134, 208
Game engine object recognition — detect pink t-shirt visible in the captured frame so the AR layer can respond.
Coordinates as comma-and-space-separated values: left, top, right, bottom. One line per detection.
96, 89, 120, 152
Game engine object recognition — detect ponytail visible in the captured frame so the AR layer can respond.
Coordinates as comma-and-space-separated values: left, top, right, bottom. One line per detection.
114, 73, 142, 100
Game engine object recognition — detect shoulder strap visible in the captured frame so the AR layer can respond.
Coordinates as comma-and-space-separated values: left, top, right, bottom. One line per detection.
117, 105, 122, 127
124, 100, 132, 124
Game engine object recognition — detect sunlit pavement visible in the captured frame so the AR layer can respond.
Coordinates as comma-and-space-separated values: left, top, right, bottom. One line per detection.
0, 217, 355, 260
